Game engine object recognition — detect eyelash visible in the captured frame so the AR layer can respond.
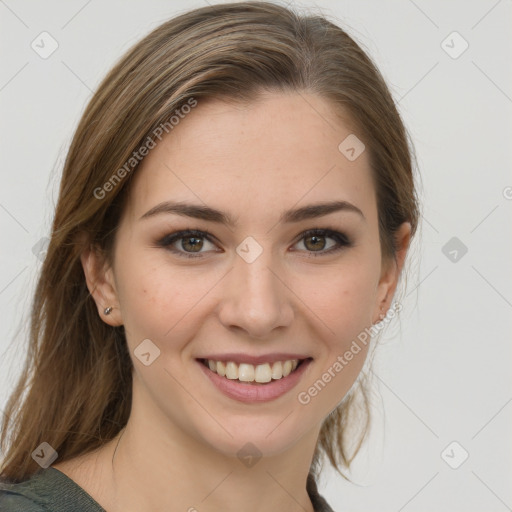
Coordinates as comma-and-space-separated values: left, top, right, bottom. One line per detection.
156, 228, 352, 259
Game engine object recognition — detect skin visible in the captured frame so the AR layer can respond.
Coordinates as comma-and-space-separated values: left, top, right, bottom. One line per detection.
53, 91, 410, 512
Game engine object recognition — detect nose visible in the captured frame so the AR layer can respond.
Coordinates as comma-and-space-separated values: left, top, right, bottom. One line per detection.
216, 246, 294, 339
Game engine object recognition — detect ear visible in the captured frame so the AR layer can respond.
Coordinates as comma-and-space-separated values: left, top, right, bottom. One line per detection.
80, 243, 123, 327
372, 222, 411, 323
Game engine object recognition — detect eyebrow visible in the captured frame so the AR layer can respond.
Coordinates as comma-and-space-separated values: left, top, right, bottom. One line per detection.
139, 199, 365, 226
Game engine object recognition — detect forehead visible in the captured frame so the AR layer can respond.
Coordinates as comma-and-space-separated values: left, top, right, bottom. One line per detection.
124, 92, 377, 226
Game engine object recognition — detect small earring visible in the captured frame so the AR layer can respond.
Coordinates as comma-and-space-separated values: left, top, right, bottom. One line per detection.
104, 306, 113, 315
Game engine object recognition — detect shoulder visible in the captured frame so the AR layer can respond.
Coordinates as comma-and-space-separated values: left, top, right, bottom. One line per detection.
0, 494, 47, 511
311, 491, 336, 512
0, 466, 106, 512
307, 474, 336, 512
0, 480, 47, 511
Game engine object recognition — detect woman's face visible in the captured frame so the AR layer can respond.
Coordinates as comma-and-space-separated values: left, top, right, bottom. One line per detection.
95, 92, 406, 459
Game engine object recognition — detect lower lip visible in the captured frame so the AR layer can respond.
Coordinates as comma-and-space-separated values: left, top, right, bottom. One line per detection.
197, 359, 312, 403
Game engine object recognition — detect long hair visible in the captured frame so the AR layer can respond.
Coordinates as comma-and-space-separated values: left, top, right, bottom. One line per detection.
0, 1, 419, 489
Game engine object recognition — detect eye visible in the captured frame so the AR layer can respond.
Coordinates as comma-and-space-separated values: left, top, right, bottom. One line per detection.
292, 228, 352, 257
156, 229, 218, 259
156, 228, 352, 259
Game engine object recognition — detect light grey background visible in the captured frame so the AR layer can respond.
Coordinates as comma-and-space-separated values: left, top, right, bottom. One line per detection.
1, 1, 511, 511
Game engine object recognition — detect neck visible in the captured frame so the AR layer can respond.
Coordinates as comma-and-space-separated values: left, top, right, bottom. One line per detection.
92, 388, 322, 512
104, 421, 318, 512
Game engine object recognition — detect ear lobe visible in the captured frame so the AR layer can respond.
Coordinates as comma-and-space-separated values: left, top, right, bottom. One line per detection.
373, 222, 411, 323
80, 244, 123, 327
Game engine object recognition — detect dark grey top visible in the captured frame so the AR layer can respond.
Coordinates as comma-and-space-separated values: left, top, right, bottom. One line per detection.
0, 467, 335, 511
0, 468, 104, 511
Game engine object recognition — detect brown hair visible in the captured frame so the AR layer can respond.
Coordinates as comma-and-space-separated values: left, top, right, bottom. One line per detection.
0, 0, 419, 491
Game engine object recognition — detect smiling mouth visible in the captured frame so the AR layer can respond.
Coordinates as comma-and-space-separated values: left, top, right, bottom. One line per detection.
198, 358, 311, 385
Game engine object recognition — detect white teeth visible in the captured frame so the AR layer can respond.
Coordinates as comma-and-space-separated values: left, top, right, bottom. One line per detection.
255, 363, 272, 383
238, 363, 254, 382
225, 361, 238, 379
216, 360, 226, 377
204, 358, 302, 383
271, 361, 283, 379
282, 360, 293, 377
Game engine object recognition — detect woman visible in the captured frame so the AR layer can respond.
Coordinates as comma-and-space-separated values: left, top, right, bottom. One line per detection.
0, 2, 418, 511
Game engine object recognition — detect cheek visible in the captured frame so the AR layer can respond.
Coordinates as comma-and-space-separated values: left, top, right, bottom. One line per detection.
295, 258, 380, 335
294, 265, 378, 418
115, 253, 221, 355
294, 256, 379, 387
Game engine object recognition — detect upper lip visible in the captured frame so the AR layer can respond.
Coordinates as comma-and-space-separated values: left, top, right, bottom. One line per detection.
197, 353, 312, 365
